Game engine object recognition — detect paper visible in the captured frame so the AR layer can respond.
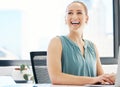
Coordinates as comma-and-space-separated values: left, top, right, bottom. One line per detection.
0, 76, 16, 86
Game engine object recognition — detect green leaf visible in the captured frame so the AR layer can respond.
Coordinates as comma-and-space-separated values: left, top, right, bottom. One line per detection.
26, 65, 30, 69
23, 74, 29, 81
20, 64, 25, 72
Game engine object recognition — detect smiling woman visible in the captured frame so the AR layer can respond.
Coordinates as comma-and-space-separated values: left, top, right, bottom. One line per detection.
0, 0, 119, 65
47, 1, 116, 85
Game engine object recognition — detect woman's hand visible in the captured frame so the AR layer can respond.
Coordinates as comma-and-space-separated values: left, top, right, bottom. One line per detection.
108, 73, 116, 84
93, 74, 115, 85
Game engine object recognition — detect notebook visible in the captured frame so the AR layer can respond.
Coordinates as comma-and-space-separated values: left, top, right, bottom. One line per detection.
86, 46, 120, 87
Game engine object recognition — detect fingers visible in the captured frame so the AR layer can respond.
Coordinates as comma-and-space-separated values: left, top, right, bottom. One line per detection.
97, 74, 115, 85
101, 76, 114, 84
109, 73, 116, 82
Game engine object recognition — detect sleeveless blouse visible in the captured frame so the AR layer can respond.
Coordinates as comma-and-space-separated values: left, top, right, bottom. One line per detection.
59, 36, 97, 77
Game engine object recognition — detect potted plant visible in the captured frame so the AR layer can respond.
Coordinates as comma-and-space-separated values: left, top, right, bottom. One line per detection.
19, 64, 34, 82
12, 64, 34, 83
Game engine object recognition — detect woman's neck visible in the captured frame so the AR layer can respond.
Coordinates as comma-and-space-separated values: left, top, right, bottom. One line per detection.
67, 33, 83, 44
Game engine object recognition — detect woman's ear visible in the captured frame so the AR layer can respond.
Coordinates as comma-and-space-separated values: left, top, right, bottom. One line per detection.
85, 15, 89, 23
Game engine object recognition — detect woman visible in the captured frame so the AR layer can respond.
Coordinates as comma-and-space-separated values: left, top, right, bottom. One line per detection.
47, 1, 115, 85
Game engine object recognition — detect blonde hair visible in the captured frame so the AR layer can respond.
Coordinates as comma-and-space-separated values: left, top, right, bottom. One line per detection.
67, 1, 88, 15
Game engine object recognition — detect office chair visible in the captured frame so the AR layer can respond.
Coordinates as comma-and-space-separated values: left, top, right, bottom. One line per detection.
30, 51, 51, 83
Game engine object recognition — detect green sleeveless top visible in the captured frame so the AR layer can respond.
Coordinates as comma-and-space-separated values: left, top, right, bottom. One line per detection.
59, 36, 97, 77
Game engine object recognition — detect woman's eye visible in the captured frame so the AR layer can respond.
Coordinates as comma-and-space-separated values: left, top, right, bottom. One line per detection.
77, 12, 82, 14
68, 12, 73, 15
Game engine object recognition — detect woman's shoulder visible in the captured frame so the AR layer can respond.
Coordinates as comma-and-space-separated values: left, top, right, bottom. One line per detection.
50, 36, 66, 42
49, 36, 60, 43
49, 36, 62, 46
48, 36, 62, 51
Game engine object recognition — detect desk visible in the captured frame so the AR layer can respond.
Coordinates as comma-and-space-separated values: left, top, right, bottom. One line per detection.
1, 84, 84, 87
1, 84, 115, 87
0, 76, 114, 87
0, 76, 83, 87
0, 76, 115, 87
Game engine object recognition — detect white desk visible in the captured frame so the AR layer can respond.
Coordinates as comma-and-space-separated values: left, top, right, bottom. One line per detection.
1, 84, 84, 87
1, 84, 115, 87
0, 76, 115, 87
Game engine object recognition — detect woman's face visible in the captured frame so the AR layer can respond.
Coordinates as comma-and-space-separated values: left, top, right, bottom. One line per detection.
66, 2, 88, 31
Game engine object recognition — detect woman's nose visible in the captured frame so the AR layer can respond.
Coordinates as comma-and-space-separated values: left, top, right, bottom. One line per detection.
72, 14, 78, 19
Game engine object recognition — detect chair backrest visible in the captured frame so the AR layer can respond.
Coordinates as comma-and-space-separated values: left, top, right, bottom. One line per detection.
30, 51, 51, 84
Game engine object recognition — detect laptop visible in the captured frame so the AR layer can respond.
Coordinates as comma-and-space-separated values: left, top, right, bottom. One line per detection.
86, 46, 120, 87
114, 46, 120, 87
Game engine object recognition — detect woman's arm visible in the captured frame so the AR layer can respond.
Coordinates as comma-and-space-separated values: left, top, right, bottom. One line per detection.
47, 37, 110, 85
94, 44, 104, 76
94, 44, 115, 84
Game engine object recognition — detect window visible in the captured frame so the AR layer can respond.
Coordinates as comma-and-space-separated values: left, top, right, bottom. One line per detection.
0, 0, 119, 65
